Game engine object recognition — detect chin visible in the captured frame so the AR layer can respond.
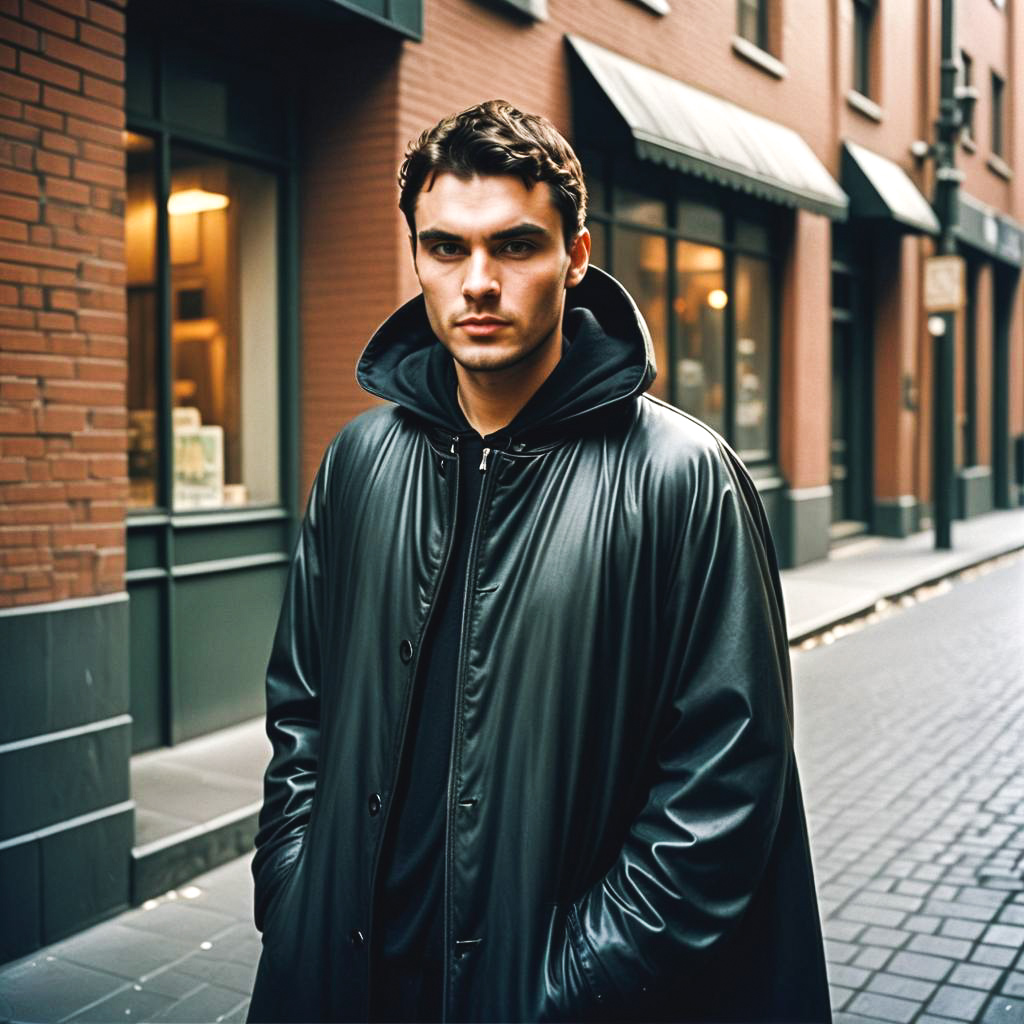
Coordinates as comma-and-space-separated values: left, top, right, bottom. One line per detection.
448, 347, 526, 373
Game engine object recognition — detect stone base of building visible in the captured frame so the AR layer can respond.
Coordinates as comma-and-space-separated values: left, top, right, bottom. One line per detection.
779, 485, 832, 568
957, 466, 994, 519
873, 496, 921, 538
0, 595, 132, 964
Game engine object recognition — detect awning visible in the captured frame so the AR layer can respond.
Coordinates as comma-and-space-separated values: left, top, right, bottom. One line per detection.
956, 192, 1024, 267
566, 35, 848, 220
841, 141, 940, 235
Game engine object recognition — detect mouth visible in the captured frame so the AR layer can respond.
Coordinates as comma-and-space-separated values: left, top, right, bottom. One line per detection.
455, 316, 510, 337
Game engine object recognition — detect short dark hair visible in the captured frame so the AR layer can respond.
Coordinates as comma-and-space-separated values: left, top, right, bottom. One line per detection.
398, 100, 587, 250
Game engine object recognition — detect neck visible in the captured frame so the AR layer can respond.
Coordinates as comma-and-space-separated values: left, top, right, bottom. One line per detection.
455, 329, 563, 437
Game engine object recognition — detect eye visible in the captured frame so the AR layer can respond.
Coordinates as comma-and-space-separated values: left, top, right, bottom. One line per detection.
500, 239, 535, 257
431, 242, 464, 258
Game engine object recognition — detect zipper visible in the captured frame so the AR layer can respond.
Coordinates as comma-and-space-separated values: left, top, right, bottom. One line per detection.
366, 434, 462, 1018
442, 445, 500, 1021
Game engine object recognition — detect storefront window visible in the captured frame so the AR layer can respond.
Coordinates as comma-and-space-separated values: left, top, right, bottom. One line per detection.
674, 241, 726, 435
123, 137, 281, 511
614, 228, 670, 400
734, 255, 773, 458
586, 166, 778, 463
169, 147, 280, 510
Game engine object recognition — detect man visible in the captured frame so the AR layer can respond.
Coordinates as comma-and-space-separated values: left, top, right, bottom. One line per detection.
248, 100, 830, 1023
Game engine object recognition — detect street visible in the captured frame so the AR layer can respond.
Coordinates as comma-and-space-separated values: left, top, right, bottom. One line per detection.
796, 555, 1024, 1024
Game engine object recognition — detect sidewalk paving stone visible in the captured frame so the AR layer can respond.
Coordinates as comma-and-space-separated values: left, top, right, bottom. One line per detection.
925, 984, 989, 1020
847, 990, 919, 1023
886, 951, 956, 982
981, 995, 1024, 1024
949, 962, 1004, 990
865, 973, 937, 1001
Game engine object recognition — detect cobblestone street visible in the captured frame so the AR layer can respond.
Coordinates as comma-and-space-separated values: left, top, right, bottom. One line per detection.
795, 555, 1024, 1024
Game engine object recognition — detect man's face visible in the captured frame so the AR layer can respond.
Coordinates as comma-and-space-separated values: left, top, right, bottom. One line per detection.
412, 172, 589, 375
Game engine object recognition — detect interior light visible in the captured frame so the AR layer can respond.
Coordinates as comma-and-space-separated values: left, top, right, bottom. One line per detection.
707, 289, 728, 310
168, 189, 230, 216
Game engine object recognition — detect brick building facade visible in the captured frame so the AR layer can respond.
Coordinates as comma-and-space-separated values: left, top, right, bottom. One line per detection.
1, 0, 1022, 962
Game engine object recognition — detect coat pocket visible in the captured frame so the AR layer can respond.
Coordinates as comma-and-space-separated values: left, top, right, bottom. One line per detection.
259, 837, 309, 941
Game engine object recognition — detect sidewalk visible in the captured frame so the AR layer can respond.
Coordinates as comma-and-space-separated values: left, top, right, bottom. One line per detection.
2, 506, 1023, 1023
781, 507, 1024, 642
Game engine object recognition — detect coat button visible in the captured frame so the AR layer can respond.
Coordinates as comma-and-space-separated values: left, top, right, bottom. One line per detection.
368, 793, 382, 816
349, 929, 365, 947
399, 639, 414, 663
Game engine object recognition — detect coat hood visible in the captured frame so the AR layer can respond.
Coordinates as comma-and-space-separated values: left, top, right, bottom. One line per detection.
355, 265, 657, 442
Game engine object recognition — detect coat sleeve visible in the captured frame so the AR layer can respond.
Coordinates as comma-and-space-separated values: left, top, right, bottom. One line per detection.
250, 453, 331, 932
542, 440, 797, 1017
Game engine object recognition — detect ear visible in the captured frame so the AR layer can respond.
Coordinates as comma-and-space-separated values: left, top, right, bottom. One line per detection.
565, 227, 591, 290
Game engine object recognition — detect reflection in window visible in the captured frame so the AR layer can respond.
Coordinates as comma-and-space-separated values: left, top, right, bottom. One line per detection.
674, 242, 726, 436
123, 132, 281, 512
734, 255, 772, 457
614, 186, 667, 228
737, 0, 768, 51
960, 51, 974, 142
613, 229, 669, 400
126, 131, 160, 508
853, 0, 876, 98
169, 147, 280, 510
991, 72, 1005, 158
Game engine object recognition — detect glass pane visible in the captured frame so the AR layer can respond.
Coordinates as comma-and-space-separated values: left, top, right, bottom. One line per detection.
737, 0, 765, 48
614, 186, 667, 228
736, 219, 770, 254
125, 132, 160, 509
734, 255, 773, 458
677, 201, 725, 245
169, 146, 280, 510
612, 228, 669, 400
587, 219, 607, 270
674, 241, 726, 435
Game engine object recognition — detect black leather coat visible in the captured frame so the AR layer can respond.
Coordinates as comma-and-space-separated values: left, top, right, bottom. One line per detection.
248, 268, 831, 1023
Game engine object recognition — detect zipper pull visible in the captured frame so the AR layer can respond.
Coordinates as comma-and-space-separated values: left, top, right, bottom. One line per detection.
479, 447, 491, 472
450, 436, 459, 455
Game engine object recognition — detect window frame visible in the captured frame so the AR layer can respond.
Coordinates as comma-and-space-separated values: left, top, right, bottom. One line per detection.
125, 22, 297, 521
960, 50, 975, 145
852, 0, 876, 100
991, 70, 1006, 158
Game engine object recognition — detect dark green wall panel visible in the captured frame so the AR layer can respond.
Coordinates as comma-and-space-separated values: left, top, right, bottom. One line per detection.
0, 597, 129, 743
173, 519, 289, 566
40, 809, 133, 944
172, 565, 286, 742
0, 722, 131, 841
128, 582, 166, 753
0, 841, 40, 962
127, 525, 163, 572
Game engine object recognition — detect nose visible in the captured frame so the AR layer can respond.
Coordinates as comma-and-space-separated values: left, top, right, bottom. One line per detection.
462, 249, 500, 305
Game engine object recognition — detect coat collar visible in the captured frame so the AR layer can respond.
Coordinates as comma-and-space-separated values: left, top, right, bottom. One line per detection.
355, 266, 657, 446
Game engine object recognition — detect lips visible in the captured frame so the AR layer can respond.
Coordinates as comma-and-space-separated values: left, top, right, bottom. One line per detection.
456, 316, 510, 337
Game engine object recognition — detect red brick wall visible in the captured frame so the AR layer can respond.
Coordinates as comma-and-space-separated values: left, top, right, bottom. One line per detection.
0, 0, 126, 608
298, 26, 404, 497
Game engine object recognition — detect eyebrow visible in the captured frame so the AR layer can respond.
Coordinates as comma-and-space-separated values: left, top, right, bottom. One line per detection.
417, 222, 551, 244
